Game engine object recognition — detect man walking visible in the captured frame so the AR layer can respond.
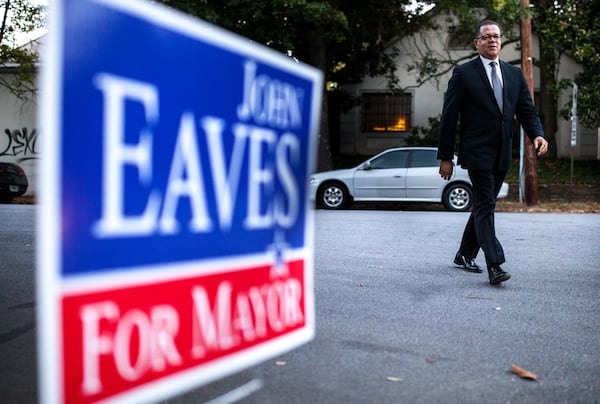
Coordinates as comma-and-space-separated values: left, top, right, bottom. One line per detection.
437, 20, 548, 285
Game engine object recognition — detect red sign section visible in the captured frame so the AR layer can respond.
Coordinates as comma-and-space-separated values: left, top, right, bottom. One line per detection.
62, 260, 306, 403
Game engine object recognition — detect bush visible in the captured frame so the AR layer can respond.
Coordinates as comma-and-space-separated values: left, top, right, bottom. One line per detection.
507, 158, 600, 186
406, 116, 461, 152
406, 116, 441, 147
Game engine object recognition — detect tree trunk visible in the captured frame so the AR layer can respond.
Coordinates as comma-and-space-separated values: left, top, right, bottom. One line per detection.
0, 1, 11, 46
521, 0, 539, 206
538, 35, 558, 158
306, 30, 332, 172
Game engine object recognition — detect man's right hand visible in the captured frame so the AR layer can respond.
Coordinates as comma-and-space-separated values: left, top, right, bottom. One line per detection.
439, 160, 454, 180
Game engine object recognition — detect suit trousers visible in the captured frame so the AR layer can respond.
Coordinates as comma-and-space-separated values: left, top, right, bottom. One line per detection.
459, 169, 508, 268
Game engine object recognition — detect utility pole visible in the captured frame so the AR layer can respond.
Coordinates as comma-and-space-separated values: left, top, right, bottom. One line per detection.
520, 0, 539, 205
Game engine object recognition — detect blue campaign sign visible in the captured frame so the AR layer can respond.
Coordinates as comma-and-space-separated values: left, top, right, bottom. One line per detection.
58, 1, 319, 276
37, 0, 322, 403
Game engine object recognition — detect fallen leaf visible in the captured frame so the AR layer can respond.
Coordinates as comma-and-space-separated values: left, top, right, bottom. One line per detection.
386, 376, 402, 382
511, 364, 538, 381
426, 354, 442, 364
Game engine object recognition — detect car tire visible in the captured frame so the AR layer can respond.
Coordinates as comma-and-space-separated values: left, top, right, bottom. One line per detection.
442, 183, 473, 212
318, 182, 351, 209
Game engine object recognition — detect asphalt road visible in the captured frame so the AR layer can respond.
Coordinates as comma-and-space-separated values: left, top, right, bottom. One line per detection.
0, 204, 37, 402
1, 205, 599, 403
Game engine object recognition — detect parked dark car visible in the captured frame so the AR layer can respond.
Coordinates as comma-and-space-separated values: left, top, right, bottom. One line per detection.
0, 162, 29, 202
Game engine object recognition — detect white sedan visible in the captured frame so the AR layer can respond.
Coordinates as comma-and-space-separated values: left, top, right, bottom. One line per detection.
309, 147, 509, 212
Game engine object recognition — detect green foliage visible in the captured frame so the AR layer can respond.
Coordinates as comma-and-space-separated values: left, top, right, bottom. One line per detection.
534, 0, 600, 129
0, 0, 43, 42
506, 158, 600, 186
328, 0, 419, 87
406, 116, 441, 147
407, 116, 466, 156
157, 0, 418, 89
573, 67, 600, 127
0, 45, 38, 99
429, 0, 522, 38
0, 0, 45, 102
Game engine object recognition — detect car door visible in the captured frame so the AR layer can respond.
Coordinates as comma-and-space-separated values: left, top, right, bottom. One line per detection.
353, 149, 408, 199
405, 149, 444, 200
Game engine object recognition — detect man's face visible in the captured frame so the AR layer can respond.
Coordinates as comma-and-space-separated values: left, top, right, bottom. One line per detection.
474, 24, 502, 59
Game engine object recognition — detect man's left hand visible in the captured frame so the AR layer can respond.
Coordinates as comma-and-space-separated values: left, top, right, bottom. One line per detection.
533, 136, 549, 156
439, 160, 454, 180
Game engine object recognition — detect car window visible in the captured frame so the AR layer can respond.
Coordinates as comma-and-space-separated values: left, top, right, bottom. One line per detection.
409, 150, 438, 168
369, 150, 409, 169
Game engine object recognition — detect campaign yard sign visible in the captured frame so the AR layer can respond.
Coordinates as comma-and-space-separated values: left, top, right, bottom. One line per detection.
36, 0, 322, 403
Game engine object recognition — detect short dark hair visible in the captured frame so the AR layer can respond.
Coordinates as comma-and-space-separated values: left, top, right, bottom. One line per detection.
476, 20, 501, 37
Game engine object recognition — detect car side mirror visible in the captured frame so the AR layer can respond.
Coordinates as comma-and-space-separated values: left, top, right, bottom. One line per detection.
362, 162, 371, 170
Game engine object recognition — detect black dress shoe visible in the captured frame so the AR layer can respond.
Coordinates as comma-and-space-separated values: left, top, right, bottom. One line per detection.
487, 265, 510, 285
453, 252, 482, 273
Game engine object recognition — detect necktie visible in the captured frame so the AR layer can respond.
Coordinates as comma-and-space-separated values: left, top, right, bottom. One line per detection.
490, 61, 503, 112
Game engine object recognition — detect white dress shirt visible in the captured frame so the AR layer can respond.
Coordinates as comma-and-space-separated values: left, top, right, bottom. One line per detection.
480, 56, 503, 89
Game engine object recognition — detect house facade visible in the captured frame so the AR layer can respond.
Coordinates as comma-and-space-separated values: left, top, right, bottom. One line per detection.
338, 15, 598, 160
0, 68, 38, 196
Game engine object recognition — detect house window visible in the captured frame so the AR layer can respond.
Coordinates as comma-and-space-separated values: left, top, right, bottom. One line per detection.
361, 93, 412, 133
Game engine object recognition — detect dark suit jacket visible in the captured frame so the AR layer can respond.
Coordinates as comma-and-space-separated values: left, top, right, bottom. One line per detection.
437, 57, 544, 171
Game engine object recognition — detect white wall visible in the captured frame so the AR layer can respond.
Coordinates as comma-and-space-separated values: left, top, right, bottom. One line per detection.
0, 72, 38, 196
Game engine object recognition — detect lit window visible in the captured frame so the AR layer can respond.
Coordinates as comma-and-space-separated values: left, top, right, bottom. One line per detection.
361, 93, 412, 133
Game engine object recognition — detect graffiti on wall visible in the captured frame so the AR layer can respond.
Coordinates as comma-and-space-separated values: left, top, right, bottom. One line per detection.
1, 128, 39, 163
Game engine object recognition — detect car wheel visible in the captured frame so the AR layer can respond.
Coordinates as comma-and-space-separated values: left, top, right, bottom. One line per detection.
318, 182, 350, 209
442, 183, 472, 212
